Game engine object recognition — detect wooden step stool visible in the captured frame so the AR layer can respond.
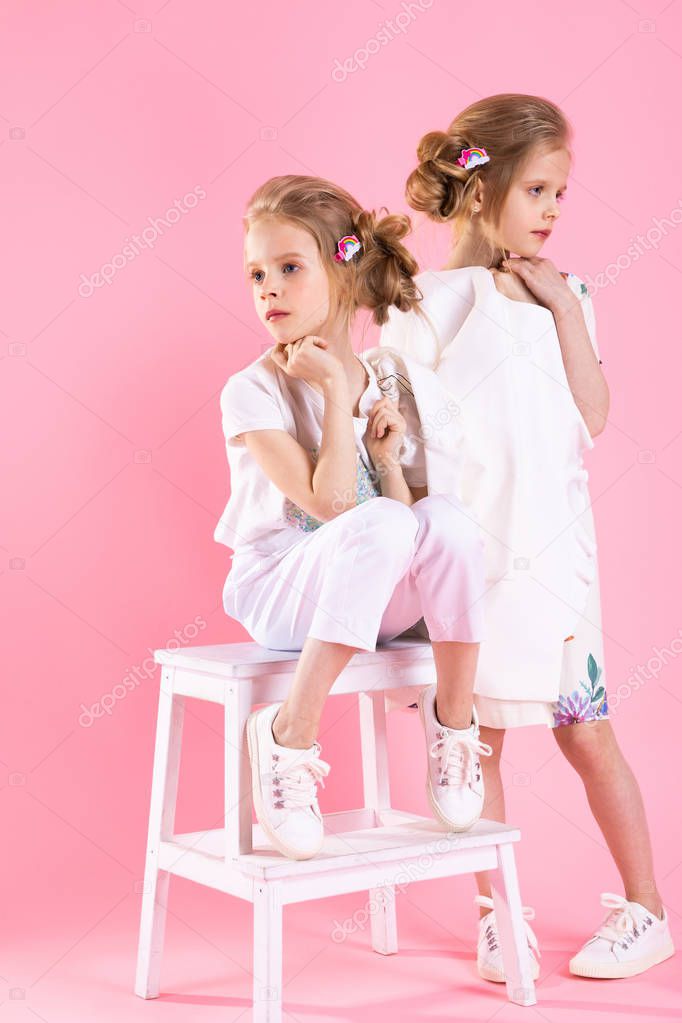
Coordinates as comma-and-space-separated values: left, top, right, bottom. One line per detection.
134, 638, 537, 1020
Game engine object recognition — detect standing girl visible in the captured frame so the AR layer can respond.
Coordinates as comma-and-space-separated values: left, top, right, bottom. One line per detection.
380, 94, 675, 980
214, 174, 491, 862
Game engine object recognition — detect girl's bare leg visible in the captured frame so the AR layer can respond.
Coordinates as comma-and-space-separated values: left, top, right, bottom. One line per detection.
272, 638, 359, 748
431, 640, 480, 730
554, 719, 663, 917
474, 726, 508, 916
273, 637, 481, 747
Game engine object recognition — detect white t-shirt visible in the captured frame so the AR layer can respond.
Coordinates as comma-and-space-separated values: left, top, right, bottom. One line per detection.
382, 267, 601, 367
214, 347, 427, 565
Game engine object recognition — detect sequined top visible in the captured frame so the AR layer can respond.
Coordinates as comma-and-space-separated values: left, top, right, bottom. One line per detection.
283, 445, 382, 533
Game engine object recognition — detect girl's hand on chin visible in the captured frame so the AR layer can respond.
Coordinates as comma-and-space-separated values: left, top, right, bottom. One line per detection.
504, 256, 573, 313
270, 335, 343, 388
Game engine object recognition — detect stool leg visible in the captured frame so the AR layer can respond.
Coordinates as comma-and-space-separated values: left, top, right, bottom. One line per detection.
225, 680, 253, 858
358, 692, 398, 955
253, 881, 283, 1023
135, 667, 184, 998
369, 884, 398, 955
358, 691, 392, 820
490, 843, 537, 1007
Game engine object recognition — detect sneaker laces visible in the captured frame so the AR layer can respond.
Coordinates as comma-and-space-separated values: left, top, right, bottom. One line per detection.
430, 728, 493, 786
271, 742, 331, 809
593, 893, 649, 945
474, 894, 540, 958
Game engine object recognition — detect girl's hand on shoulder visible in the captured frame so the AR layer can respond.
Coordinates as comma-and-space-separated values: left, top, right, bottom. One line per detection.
365, 396, 406, 471
270, 335, 343, 389
503, 257, 573, 314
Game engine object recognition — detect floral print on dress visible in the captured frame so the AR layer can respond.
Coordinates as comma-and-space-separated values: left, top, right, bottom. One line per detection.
560, 270, 589, 297
552, 651, 608, 727
283, 445, 381, 534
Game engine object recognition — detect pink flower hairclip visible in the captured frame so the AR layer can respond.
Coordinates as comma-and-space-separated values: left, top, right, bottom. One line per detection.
334, 234, 362, 262
456, 147, 490, 170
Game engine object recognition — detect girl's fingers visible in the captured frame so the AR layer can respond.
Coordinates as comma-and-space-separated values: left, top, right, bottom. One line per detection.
369, 397, 396, 422
373, 412, 390, 438
373, 411, 402, 439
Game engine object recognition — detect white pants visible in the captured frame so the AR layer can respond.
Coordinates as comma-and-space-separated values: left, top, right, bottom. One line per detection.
223, 494, 485, 653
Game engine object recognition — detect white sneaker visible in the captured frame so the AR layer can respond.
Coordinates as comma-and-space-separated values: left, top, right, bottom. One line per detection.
475, 895, 541, 983
569, 893, 675, 978
246, 702, 331, 861
418, 684, 492, 830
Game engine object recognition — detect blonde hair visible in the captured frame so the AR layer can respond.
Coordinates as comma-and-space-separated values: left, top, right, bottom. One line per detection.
406, 93, 572, 267
244, 175, 421, 326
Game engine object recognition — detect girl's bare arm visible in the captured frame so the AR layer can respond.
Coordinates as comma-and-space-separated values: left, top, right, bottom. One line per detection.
242, 370, 359, 522
553, 295, 610, 437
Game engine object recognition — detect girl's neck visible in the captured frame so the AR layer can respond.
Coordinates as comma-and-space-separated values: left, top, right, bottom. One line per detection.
442, 225, 507, 272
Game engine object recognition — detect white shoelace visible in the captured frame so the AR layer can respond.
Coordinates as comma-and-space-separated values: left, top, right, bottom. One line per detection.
594, 892, 654, 945
474, 895, 541, 958
430, 729, 493, 786
271, 742, 331, 809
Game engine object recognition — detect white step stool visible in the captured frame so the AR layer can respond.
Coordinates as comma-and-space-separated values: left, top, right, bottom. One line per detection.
135, 638, 537, 1019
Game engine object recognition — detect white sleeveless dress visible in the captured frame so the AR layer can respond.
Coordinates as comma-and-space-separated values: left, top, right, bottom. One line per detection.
380, 266, 609, 729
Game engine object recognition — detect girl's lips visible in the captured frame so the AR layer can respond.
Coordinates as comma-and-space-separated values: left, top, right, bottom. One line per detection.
532, 230, 550, 238
267, 312, 289, 321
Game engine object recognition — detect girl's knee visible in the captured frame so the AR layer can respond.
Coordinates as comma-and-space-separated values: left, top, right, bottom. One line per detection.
416, 494, 484, 561
363, 496, 419, 550
554, 718, 615, 770
327, 497, 418, 575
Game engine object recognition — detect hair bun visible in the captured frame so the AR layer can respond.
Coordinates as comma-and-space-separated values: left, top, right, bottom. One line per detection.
351, 208, 420, 325
407, 130, 476, 222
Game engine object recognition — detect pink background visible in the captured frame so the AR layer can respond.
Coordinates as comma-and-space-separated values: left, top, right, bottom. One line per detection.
3, 1, 682, 1020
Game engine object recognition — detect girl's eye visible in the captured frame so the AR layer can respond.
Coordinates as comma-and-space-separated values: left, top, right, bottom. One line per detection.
529, 185, 566, 202
250, 263, 299, 284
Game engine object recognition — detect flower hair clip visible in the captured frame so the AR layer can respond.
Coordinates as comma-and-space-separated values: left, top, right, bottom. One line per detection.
456, 146, 490, 170
334, 234, 362, 262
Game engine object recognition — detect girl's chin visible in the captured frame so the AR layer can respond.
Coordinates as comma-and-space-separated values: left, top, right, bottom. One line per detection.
268, 325, 321, 345
265, 325, 298, 344
511, 242, 544, 259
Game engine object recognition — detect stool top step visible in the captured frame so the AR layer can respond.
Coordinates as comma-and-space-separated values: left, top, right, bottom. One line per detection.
154, 637, 434, 677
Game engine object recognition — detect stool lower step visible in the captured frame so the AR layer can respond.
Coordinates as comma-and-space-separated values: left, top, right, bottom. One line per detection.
158, 810, 518, 894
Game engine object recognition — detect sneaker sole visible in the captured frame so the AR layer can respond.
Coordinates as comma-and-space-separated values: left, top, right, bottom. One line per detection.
569, 939, 675, 979
418, 692, 483, 832
246, 710, 324, 861
478, 959, 541, 983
